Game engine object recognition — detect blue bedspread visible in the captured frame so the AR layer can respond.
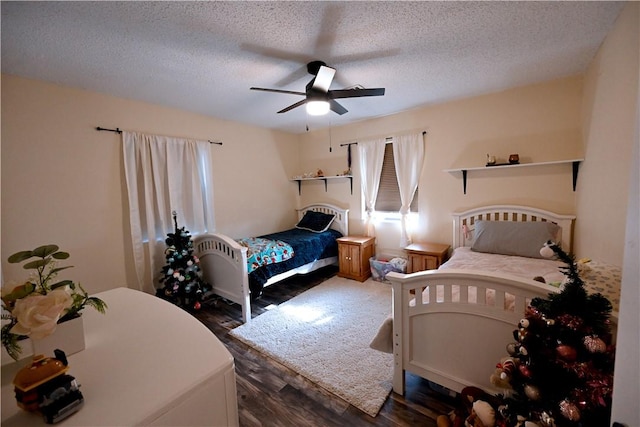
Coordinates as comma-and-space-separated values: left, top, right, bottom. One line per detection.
248, 228, 342, 298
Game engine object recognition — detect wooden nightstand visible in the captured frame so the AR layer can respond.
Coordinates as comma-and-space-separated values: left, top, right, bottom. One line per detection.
337, 236, 376, 282
405, 242, 450, 273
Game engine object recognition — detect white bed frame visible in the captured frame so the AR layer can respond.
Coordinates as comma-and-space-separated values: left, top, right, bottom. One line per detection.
386, 205, 576, 396
193, 203, 349, 323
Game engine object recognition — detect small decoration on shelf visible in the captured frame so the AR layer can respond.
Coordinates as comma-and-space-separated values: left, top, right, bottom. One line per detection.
488, 241, 615, 427
157, 211, 211, 311
316, 168, 324, 177
485, 153, 521, 167
13, 349, 84, 423
2, 245, 108, 361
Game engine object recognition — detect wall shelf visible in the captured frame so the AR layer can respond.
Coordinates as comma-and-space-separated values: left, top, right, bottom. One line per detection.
444, 159, 584, 194
291, 175, 353, 195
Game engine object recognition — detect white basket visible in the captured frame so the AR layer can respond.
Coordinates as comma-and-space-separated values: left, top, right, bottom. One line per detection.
370, 255, 407, 283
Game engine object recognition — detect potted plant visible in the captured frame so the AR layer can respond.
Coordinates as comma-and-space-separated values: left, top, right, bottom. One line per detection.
1, 244, 107, 360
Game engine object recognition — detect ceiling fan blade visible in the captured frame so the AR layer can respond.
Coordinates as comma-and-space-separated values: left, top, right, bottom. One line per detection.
329, 100, 348, 115
311, 65, 336, 93
250, 87, 306, 96
329, 88, 385, 99
277, 99, 307, 114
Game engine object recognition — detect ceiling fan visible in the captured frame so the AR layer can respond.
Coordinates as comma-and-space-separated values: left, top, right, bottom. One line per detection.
250, 61, 385, 115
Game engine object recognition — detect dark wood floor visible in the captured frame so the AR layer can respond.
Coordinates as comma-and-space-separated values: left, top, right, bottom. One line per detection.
192, 266, 456, 427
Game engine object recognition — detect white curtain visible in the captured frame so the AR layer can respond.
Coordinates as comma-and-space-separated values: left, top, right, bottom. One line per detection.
393, 133, 425, 247
122, 132, 215, 294
357, 138, 386, 237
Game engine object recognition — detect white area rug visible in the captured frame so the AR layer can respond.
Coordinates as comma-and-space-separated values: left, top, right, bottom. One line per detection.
229, 276, 393, 417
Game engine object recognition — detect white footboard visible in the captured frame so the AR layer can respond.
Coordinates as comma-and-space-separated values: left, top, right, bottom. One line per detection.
193, 233, 251, 322
386, 269, 559, 396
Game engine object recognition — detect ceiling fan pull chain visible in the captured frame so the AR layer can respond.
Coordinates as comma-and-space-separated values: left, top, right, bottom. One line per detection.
329, 114, 332, 152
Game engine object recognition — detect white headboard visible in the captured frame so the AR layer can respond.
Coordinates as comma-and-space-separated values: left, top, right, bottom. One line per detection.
296, 203, 349, 236
452, 205, 576, 252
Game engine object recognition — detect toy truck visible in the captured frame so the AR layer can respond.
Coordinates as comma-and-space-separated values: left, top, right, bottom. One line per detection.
13, 349, 84, 424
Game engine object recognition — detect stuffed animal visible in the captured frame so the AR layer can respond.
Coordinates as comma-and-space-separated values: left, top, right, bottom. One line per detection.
490, 357, 517, 389
436, 387, 498, 427
466, 400, 496, 427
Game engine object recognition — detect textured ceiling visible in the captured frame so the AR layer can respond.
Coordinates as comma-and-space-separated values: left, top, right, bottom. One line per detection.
1, 1, 625, 134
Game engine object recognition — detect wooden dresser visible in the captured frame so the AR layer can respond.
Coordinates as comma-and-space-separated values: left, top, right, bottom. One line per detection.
337, 236, 376, 282
405, 242, 450, 273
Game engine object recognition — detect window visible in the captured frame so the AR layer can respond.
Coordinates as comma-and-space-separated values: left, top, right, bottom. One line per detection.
374, 143, 418, 213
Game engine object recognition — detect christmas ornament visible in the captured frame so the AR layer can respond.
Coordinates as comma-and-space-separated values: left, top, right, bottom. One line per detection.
539, 411, 555, 427
556, 344, 577, 361
518, 363, 533, 378
583, 335, 607, 353
559, 399, 581, 421
517, 328, 529, 341
524, 384, 541, 400
556, 314, 583, 330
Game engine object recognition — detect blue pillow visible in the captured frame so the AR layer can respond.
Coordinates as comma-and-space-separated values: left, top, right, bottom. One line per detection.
295, 211, 336, 233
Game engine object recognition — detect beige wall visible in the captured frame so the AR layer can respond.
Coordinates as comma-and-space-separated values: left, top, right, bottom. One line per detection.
604, 3, 639, 423
578, 2, 639, 265
299, 76, 585, 257
1, 75, 300, 294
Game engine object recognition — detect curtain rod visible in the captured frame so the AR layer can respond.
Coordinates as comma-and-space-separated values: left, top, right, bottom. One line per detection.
339, 130, 427, 147
95, 126, 223, 145
96, 126, 122, 134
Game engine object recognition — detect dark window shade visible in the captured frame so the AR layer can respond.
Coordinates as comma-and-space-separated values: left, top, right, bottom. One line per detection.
374, 143, 418, 212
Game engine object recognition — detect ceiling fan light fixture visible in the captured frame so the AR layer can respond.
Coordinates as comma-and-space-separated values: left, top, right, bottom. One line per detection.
306, 100, 330, 116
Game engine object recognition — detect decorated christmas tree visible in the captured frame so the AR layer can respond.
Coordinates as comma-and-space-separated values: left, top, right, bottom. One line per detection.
490, 241, 616, 427
156, 212, 210, 311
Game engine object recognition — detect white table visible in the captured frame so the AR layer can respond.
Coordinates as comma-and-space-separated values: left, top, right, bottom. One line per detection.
1, 287, 239, 426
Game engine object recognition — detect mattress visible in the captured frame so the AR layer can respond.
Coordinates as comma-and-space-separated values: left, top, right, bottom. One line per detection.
440, 247, 566, 283
437, 247, 621, 312
247, 228, 342, 297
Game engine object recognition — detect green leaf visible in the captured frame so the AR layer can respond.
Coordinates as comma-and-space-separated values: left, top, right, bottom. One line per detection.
31, 245, 60, 258
7, 251, 34, 263
87, 297, 108, 314
23, 259, 51, 270
2, 282, 36, 302
1, 324, 23, 361
52, 251, 70, 260
50, 280, 74, 290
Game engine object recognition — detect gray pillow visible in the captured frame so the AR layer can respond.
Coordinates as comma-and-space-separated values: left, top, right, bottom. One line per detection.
471, 220, 560, 259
